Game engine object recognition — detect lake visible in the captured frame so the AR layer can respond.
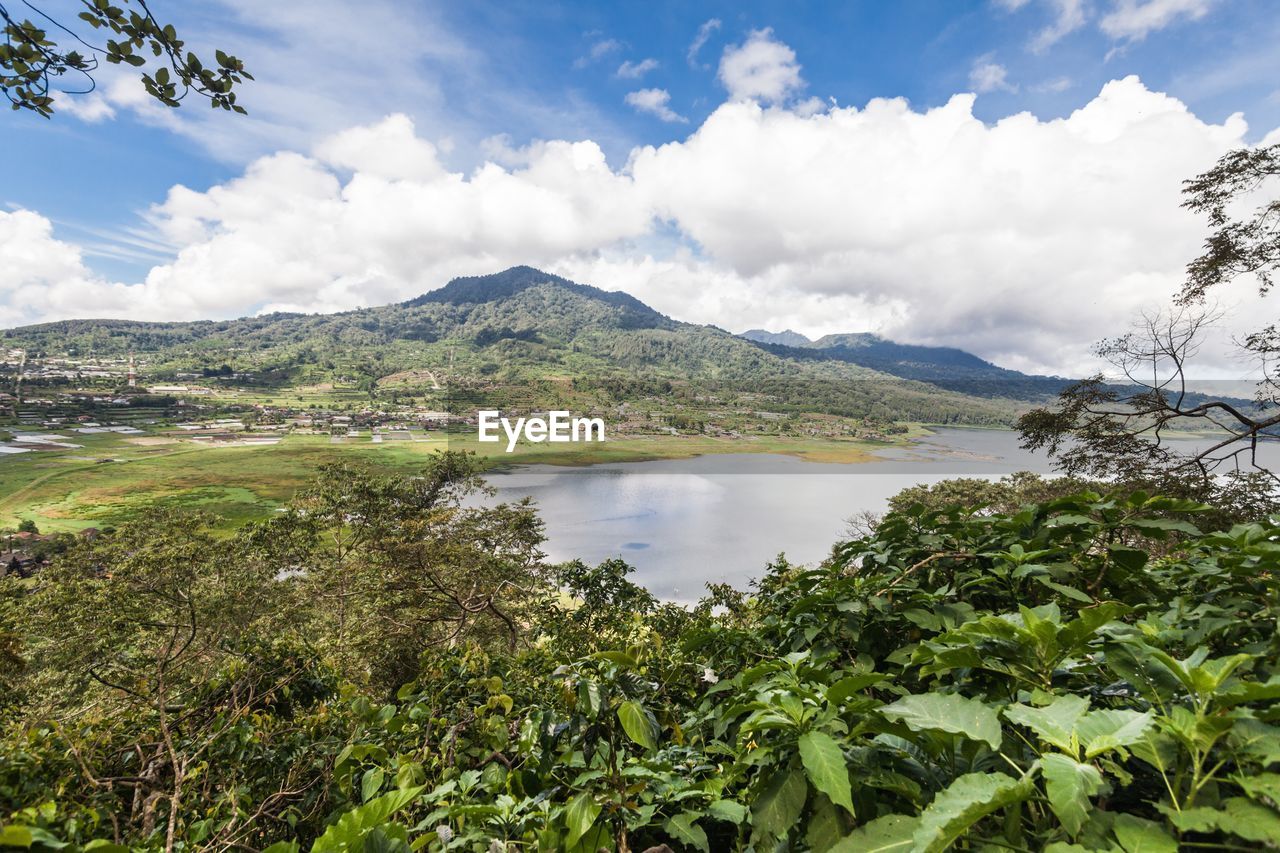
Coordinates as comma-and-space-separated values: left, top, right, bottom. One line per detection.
486, 427, 1280, 599
481, 428, 1052, 599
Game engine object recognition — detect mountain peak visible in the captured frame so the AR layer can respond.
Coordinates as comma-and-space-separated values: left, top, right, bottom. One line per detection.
740, 329, 813, 347
401, 266, 671, 329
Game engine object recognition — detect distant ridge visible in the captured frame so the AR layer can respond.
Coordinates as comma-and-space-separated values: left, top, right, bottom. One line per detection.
740, 328, 812, 347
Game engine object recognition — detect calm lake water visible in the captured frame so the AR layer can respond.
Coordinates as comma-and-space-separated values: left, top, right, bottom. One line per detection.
485, 428, 1280, 600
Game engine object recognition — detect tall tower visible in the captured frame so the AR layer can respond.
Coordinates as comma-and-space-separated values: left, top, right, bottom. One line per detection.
127, 352, 137, 388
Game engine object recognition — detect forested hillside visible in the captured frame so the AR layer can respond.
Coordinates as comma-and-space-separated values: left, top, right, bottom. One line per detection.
1, 267, 1047, 424
3, 454, 1279, 851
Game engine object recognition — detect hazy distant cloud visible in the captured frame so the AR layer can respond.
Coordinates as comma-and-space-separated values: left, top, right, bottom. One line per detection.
616, 58, 659, 79
970, 55, 1018, 93
1100, 0, 1215, 40
1030, 0, 1089, 51
718, 29, 805, 104
624, 88, 687, 123
1033, 75, 1074, 93
573, 38, 622, 69
1001, 0, 1214, 52
687, 18, 721, 68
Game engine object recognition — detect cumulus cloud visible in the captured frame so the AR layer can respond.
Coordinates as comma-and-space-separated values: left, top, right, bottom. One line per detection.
717, 29, 805, 105
1100, 0, 1215, 40
970, 56, 1018, 93
616, 58, 659, 79
687, 18, 721, 68
624, 89, 688, 123
2, 79, 1270, 377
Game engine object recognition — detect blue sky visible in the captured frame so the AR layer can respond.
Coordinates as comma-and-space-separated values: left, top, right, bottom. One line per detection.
2, 0, 1278, 374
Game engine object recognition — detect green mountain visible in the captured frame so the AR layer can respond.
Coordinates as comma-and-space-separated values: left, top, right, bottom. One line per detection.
741, 327, 1070, 398
1, 266, 1038, 424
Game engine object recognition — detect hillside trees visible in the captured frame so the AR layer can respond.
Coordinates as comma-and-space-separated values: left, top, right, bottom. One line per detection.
1020, 144, 1280, 499
5, 464, 1280, 850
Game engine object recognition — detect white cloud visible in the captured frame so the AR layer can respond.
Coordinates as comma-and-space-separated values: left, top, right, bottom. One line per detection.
717, 29, 805, 105
1030, 0, 1089, 51
574, 38, 622, 69
687, 18, 722, 68
624, 89, 688, 123
616, 58, 659, 79
57, 93, 117, 123
2, 79, 1270, 378
1100, 0, 1215, 40
970, 56, 1018, 93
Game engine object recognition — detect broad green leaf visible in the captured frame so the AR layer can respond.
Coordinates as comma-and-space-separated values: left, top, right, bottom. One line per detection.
706, 799, 748, 824
829, 814, 918, 852
826, 672, 887, 705
1004, 694, 1090, 752
0, 825, 32, 849
912, 772, 1033, 853
1164, 798, 1280, 844
1237, 771, 1280, 804
799, 730, 855, 816
1112, 813, 1177, 852
882, 693, 1003, 749
617, 700, 658, 750
752, 766, 807, 839
564, 792, 601, 848
1042, 753, 1103, 838
664, 812, 710, 852
260, 844, 300, 853
1076, 709, 1154, 758
361, 766, 385, 802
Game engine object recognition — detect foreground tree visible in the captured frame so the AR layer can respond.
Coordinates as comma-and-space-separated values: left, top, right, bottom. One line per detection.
0, 0, 250, 117
1020, 144, 1280, 498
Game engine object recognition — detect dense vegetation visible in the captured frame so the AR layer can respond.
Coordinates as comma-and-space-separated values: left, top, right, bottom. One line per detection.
3, 452, 1279, 851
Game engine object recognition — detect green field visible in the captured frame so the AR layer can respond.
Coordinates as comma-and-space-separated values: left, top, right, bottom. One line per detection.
0, 427, 906, 532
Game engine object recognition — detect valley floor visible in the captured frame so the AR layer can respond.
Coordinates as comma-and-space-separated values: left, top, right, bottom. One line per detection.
0, 427, 915, 532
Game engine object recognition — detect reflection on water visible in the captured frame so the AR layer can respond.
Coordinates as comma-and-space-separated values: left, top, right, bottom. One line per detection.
483, 428, 1278, 601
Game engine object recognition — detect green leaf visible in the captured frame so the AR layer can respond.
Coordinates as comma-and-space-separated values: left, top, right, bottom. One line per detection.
591, 650, 637, 667
617, 700, 658, 750
1164, 798, 1280, 844
361, 766, 385, 802
1127, 517, 1201, 536
1076, 709, 1154, 758
799, 730, 855, 816
1112, 813, 1177, 853
563, 792, 601, 848
912, 772, 1033, 853
0, 825, 33, 849
1004, 694, 1090, 752
706, 799, 748, 824
826, 672, 887, 705
752, 766, 807, 839
1041, 753, 1103, 838
881, 693, 1003, 749
829, 814, 918, 852
664, 812, 710, 852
